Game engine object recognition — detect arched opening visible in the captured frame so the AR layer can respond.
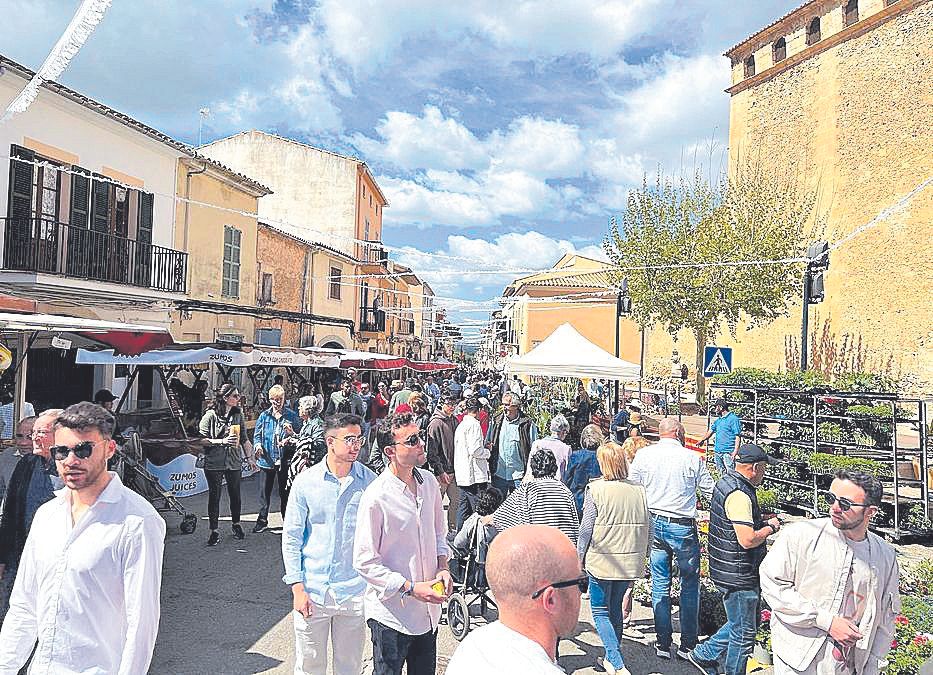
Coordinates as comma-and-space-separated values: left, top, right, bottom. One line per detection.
772, 37, 786, 63
806, 17, 821, 45
321, 341, 344, 349
743, 54, 756, 78
844, 0, 859, 26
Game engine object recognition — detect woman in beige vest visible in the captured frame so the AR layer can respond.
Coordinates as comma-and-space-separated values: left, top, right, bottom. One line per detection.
577, 441, 651, 675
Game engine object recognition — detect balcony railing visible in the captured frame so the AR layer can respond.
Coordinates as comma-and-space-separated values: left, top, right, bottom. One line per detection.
2, 217, 187, 293
362, 243, 388, 264
398, 319, 415, 335
359, 307, 386, 333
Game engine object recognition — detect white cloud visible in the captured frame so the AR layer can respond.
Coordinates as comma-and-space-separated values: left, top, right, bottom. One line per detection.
315, 0, 664, 72
392, 230, 608, 296
491, 117, 586, 177
351, 106, 487, 172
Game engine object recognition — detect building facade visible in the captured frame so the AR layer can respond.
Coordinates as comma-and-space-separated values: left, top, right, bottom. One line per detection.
172, 157, 271, 345
723, 0, 933, 387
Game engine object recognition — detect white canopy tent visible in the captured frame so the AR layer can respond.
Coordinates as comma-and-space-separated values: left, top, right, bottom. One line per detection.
506, 323, 641, 381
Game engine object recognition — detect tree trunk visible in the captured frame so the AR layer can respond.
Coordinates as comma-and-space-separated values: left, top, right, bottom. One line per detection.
694, 327, 708, 405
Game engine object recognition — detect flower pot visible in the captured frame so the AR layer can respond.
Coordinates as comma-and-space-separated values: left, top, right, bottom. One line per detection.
753, 643, 772, 665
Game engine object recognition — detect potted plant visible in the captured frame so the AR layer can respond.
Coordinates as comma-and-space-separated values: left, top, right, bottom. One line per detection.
754, 608, 772, 665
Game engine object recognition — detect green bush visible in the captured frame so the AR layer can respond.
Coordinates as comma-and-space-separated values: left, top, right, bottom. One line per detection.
847, 403, 894, 418
834, 372, 898, 393
900, 503, 933, 533
756, 488, 779, 513
807, 452, 885, 477
901, 561, 933, 598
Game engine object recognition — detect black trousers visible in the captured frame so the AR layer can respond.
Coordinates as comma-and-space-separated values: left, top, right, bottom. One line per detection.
257, 461, 290, 522
368, 619, 437, 675
205, 469, 241, 531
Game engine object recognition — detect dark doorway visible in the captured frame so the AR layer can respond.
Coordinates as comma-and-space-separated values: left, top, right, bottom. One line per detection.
25, 348, 95, 412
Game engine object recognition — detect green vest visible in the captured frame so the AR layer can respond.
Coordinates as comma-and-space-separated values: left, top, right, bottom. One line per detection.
585, 479, 651, 581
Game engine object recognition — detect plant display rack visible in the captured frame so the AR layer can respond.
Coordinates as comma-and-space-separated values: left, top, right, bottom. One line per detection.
708, 383, 931, 541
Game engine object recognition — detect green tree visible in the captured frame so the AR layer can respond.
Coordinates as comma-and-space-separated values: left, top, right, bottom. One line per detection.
603, 160, 821, 399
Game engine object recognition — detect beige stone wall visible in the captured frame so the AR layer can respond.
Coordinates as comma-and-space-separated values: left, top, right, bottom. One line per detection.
724, 1, 933, 387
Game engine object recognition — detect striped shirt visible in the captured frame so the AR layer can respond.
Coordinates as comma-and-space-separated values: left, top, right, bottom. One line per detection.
492, 478, 579, 545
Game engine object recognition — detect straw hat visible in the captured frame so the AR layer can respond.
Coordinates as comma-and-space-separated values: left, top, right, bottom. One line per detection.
629, 412, 644, 426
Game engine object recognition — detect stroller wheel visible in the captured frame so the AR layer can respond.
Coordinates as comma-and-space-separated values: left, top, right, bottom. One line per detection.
447, 593, 470, 641
180, 514, 198, 534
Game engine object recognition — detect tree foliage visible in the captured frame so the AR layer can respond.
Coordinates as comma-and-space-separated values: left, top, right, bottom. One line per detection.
603, 158, 822, 396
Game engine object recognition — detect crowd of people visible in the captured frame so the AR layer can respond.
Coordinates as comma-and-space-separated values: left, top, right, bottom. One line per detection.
0, 368, 903, 675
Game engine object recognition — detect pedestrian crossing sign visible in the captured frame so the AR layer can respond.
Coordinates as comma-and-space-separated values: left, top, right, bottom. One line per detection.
703, 346, 733, 377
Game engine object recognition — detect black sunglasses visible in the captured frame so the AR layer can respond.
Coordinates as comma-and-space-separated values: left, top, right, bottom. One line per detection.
826, 492, 871, 512
51, 441, 102, 461
531, 576, 588, 599
394, 433, 423, 448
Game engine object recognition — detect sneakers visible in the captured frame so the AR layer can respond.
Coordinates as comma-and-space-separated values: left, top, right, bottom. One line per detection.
677, 647, 694, 660
207, 530, 220, 546
600, 659, 631, 675
232, 523, 245, 540
252, 519, 267, 533
686, 650, 719, 675
655, 646, 671, 659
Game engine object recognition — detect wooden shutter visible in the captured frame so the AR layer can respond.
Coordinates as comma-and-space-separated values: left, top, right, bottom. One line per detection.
70, 170, 90, 228
137, 192, 153, 244
7, 146, 35, 220
90, 178, 110, 232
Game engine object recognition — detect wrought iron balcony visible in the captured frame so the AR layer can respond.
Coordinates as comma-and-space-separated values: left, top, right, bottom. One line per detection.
398, 318, 415, 335
359, 306, 386, 332
362, 243, 388, 264
2, 217, 187, 293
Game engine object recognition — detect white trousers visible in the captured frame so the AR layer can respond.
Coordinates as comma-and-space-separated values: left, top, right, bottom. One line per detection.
292, 603, 365, 675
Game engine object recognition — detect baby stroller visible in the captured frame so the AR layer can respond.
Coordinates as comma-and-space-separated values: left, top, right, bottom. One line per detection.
446, 517, 498, 640
119, 432, 198, 534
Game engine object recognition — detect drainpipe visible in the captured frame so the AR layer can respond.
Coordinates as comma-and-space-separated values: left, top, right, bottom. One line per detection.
299, 247, 311, 346
183, 160, 207, 289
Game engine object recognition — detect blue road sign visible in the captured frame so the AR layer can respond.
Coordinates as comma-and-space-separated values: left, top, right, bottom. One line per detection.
703, 346, 733, 377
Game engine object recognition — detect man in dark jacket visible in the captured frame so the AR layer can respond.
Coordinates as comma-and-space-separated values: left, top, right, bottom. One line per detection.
0, 408, 61, 622
687, 443, 781, 675
486, 392, 537, 496
426, 393, 459, 531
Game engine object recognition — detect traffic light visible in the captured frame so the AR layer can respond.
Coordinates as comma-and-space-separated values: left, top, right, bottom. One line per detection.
806, 241, 829, 305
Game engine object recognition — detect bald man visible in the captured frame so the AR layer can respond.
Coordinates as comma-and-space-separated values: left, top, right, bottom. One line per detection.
629, 418, 714, 661
446, 525, 585, 674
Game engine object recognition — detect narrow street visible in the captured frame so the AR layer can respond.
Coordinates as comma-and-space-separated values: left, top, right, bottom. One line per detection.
152, 475, 700, 675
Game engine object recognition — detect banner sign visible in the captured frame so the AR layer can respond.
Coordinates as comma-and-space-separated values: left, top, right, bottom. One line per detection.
145, 452, 259, 497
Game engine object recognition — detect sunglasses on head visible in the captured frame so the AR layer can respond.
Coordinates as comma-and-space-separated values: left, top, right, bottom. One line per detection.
826, 492, 871, 511
50, 441, 102, 461
531, 576, 589, 599
394, 433, 422, 448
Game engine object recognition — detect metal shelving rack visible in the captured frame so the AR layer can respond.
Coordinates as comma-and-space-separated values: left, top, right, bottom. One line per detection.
707, 384, 931, 541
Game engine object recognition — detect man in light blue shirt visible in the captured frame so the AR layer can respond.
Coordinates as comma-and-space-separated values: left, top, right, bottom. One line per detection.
699, 400, 743, 476
282, 413, 376, 675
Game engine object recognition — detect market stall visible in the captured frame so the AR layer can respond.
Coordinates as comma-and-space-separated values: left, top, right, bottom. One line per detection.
506, 323, 641, 380
75, 343, 343, 496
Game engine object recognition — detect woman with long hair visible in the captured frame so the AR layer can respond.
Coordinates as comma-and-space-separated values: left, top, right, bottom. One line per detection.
577, 441, 650, 675
198, 383, 251, 547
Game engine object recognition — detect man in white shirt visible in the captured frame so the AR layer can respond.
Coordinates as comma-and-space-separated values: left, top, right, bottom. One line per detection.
446, 524, 583, 675
760, 470, 899, 675
0, 402, 166, 674
629, 418, 714, 661
453, 397, 490, 530
354, 411, 452, 675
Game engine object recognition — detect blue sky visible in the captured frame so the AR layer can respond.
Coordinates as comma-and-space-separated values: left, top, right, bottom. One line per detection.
1, 0, 799, 336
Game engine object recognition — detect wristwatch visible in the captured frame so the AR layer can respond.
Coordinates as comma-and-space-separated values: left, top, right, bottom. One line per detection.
766, 523, 778, 534
401, 581, 413, 597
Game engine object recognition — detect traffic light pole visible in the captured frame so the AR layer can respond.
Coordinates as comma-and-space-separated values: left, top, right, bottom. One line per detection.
614, 290, 621, 409
801, 264, 811, 370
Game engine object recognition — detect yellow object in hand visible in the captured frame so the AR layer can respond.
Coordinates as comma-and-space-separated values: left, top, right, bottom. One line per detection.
432, 581, 445, 594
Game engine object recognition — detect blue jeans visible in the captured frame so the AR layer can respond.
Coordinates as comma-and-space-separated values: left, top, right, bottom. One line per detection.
492, 475, 521, 496
650, 516, 700, 651
588, 576, 630, 669
693, 587, 759, 675
714, 452, 735, 476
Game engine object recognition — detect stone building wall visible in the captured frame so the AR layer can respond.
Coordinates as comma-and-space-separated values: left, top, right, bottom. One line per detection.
721, 1, 933, 389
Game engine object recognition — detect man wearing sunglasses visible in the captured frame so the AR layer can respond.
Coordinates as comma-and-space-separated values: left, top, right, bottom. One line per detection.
760, 469, 899, 675
354, 411, 451, 675
283, 413, 376, 675
446, 524, 580, 674
0, 402, 165, 674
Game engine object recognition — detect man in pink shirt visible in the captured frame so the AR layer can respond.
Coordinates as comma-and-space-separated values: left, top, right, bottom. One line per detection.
353, 411, 452, 675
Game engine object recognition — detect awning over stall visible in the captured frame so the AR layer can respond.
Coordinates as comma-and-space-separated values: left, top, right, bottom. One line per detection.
0, 312, 172, 355
506, 323, 641, 381
76, 343, 342, 368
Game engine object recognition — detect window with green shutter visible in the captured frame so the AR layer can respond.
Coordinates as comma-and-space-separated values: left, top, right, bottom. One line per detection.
222, 225, 241, 298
